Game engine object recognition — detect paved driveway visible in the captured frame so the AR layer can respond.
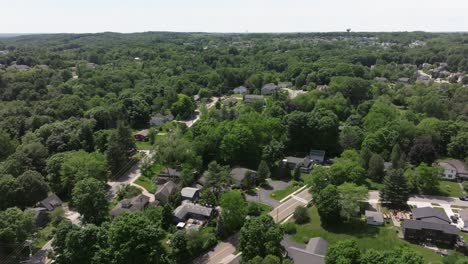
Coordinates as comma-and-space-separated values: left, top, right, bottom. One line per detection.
245, 179, 291, 208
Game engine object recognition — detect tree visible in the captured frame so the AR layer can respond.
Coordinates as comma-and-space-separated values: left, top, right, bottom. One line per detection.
199, 188, 217, 207
239, 215, 284, 261
305, 165, 330, 195
381, 169, 410, 209
325, 239, 361, 264
72, 178, 109, 224
337, 183, 368, 220
0, 130, 17, 161
367, 153, 385, 182
171, 94, 196, 120
315, 185, 341, 224
293, 206, 309, 224
107, 213, 167, 264
106, 122, 135, 177
171, 231, 187, 262
205, 161, 232, 200
261, 140, 284, 166
293, 165, 301, 181
330, 159, 366, 185
220, 190, 247, 233
339, 126, 364, 150
17, 170, 49, 207
0, 175, 20, 210
405, 163, 441, 194
0, 208, 35, 247
448, 131, 468, 160
390, 144, 402, 169
257, 160, 270, 184
409, 136, 436, 165
242, 171, 256, 190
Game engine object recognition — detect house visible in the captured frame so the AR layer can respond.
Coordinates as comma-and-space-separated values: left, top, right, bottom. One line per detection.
316, 85, 328, 91
181, 187, 200, 203
458, 209, 468, 231
261, 83, 279, 95
149, 113, 174, 127
438, 160, 468, 180
26, 207, 49, 227
154, 181, 178, 205
8, 64, 31, 71
233, 86, 249, 94
281, 156, 313, 173
401, 207, 459, 246
173, 202, 214, 223
309, 150, 326, 165
287, 237, 329, 264
110, 194, 150, 217
374, 77, 388, 82
223, 97, 238, 106
157, 168, 182, 184
193, 95, 200, 102
397, 77, 410, 83
38, 194, 63, 211
243, 94, 265, 104
278, 82, 293, 88
134, 129, 150, 141
365, 210, 384, 226
230, 167, 256, 187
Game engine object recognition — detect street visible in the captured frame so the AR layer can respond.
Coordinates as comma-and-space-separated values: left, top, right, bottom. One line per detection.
269, 188, 312, 223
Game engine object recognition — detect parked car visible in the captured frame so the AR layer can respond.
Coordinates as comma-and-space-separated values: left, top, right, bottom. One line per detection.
459, 196, 468, 201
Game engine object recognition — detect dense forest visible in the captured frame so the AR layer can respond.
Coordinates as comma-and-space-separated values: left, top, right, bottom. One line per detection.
0, 31, 467, 264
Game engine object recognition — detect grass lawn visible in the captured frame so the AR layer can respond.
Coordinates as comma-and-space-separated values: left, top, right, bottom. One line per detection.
135, 140, 153, 150
365, 179, 384, 190
134, 175, 156, 193
292, 207, 442, 264
270, 184, 301, 201
438, 181, 463, 197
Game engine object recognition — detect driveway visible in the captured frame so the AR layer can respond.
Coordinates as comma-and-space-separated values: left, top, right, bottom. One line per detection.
194, 233, 239, 264
244, 179, 290, 208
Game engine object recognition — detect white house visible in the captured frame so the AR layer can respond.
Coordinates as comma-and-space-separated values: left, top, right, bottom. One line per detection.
438, 161, 459, 180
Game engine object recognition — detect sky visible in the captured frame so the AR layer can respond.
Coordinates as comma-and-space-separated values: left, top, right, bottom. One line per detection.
1, 0, 468, 33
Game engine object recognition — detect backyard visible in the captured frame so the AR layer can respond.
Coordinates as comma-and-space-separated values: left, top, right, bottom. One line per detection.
292, 207, 443, 263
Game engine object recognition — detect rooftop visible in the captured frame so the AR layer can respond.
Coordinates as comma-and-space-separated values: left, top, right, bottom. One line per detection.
181, 187, 199, 199
402, 219, 459, 235
412, 207, 451, 224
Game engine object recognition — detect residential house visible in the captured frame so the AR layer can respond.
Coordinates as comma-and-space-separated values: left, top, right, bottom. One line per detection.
26, 207, 49, 227
233, 86, 249, 94
397, 77, 410, 83
243, 94, 265, 104
401, 207, 459, 246
438, 160, 468, 181
261, 83, 279, 95
230, 167, 256, 187
158, 168, 182, 184
110, 194, 150, 217
134, 129, 150, 141
223, 97, 238, 106
278, 82, 293, 88
281, 156, 313, 173
181, 187, 200, 203
309, 150, 326, 165
149, 113, 174, 127
154, 181, 178, 205
374, 77, 388, 82
173, 202, 214, 223
38, 194, 63, 211
287, 237, 329, 264
8, 64, 31, 71
316, 85, 328, 91
366, 210, 384, 226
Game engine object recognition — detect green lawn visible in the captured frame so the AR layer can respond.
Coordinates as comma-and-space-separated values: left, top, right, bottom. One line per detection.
134, 175, 156, 193
438, 180, 463, 197
248, 202, 272, 216
270, 184, 301, 201
292, 207, 443, 264
135, 140, 153, 150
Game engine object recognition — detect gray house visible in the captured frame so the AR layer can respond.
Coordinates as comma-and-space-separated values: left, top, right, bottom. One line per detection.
281, 156, 313, 173
365, 210, 384, 226
149, 113, 174, 127
288, 237, 329, 264
223, 97, 238, 106
110, 194, 150, 217
38, 194, 63, 211
181, 187, 200, 203
230, 167, 256, 187
233, 86, 249, 94
261, 83, 279, 95
154, 181, 178, 205
26, 207, 49, 227
243, 94, 265, 104
173, 202, 214, 223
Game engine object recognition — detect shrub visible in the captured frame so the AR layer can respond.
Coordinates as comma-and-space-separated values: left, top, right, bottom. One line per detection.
117, 184, 142, 200
283, 222, 297, 235
293, 206, 310, 224
246, 203, 262, 217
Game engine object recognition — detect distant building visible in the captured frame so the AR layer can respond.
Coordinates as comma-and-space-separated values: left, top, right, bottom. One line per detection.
149, 113, 174, 127
366, 210, 384, 226
223, 97, 238, 106
38, 194, 63, 211
287, 237, 329, 264
243, 94, 265, 104
26, 207, 49, 227
173, 202, 214, 223
154, 181, 178, 205
181, 187, 200, 203
309, 150, 326, 165
233, 85, 249, 94
261, 83, 279, 95
8, 64, 30, 71
110, 194, 150, 217
374, 77, 388, 83
278, 82, 293, 88
134, 129, 150, 141
438, 160, 468, 181
157, 168, 182, 184
397, 77, 410, 83
281, 156, 314, 173
316, 85, 328, 91
230, 167, 256, 187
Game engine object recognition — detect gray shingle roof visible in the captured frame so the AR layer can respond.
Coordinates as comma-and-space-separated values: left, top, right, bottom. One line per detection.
110, 194, 150, 216
459, 209, 468, 222
412, 207, 451, 224
181, 187, 199, 199
230, 167, 255, 182
402, 219, 459, 235
366, 210, 384, 223
173, 202, 213, 220
154, 181, 177, 203
39, 194, 63, 211
288, 237, 329, 264
305, 237, 329, 256
243, 94, 264, 103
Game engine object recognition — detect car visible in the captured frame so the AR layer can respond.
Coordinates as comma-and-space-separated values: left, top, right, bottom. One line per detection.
460, 196, 468, 201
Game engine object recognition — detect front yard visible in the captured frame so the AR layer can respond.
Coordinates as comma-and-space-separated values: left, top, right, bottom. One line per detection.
270, 184, 302, 201
134, 175, 157, 193
292, 207, 443, 264
438, 180, 464, 197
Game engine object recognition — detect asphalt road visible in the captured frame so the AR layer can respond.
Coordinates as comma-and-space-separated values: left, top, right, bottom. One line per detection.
268, 188, 312, 223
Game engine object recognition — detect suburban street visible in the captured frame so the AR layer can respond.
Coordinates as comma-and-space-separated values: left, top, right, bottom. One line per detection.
195, 187, 312, 264
177, 96, 220, 128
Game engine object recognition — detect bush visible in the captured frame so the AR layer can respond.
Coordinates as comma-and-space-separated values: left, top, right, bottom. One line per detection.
283, 222, 297, 235
293, 206, 310, 224
246, 203, 262, 217
117, 184, 142, 200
